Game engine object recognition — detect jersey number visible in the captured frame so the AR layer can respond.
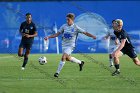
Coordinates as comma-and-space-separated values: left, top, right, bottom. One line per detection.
64, 33, 72, 39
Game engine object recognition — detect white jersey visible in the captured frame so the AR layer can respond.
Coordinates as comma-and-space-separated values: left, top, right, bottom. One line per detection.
107, 29, 119, 53
58, 24, 85, 48
107, 29, 116, 46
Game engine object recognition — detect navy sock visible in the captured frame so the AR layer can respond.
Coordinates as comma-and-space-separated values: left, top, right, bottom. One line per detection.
22, 56, 28, 68
115, 64, 120, 70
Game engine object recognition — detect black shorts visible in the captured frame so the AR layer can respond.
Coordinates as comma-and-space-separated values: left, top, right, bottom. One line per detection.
19, 41, 33, 50
121, 47, 137, 58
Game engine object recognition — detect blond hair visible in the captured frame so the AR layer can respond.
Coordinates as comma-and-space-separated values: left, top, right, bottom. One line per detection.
66, 13, 75, 20
115, 19, 123, 26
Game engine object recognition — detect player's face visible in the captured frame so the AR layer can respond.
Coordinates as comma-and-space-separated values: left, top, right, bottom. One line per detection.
26, 15, 32, 24
112, 21, 118, 31
66, 17, 74, 26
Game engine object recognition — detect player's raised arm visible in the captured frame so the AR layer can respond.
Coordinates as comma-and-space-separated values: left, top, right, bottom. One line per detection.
76, 25, 96, 39
44, 32, 61, 41
83, 32, 96, 39
44, 24, 64, 40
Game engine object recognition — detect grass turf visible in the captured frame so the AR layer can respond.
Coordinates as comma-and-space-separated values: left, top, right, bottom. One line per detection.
0, 54, 140, 93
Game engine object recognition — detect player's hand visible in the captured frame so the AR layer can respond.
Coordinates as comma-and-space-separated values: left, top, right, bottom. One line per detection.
111, 52, 115, 58
25, 34, 30, 38
44, 37, 49, 41
21, 33, 26, 37
112, 51, 119, 58
92, 36, 96, 39
104, 36, 108, 40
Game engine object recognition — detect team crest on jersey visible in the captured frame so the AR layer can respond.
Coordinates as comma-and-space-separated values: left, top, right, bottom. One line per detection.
71, 28, 74, 32
30, 27, 33, 29
119, 35, 121, 38
25, 29, 29, 33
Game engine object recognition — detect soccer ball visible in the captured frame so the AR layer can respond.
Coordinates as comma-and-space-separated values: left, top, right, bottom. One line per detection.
38, 56, 47, 65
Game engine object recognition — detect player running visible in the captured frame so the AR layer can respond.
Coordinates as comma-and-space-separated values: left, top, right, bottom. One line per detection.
112, 19, 140, 76
18, 13, 37, 70
104, 20, 119, 67
44, 13, 96, 77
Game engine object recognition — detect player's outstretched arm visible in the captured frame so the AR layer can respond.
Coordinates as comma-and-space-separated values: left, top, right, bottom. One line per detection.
44, 32, 61, 41
83, 32, 96, 39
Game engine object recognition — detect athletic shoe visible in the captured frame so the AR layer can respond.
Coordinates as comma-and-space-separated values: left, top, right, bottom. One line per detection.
79, 61, 84, 71
109, 65, 114, 67
54, 73, 59, 77
112, 70, 120, 76
21, 67, 25, 70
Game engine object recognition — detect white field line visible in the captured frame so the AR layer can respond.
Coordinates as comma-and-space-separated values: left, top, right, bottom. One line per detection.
0, 56, 13, 59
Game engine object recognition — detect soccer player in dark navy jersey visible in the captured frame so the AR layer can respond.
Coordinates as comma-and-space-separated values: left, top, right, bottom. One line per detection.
111, 19, 140, 76
18, 13, 37, 70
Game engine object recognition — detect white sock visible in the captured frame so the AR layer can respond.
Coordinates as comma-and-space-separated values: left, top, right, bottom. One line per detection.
109, 58, 114, 66
70, 57, 81, 64
56, 61, 65, 74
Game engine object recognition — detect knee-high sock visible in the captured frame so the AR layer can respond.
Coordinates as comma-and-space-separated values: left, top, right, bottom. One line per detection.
114, 64, 120, 71
70, 57, 81, 64
56, 61, 65, 74
109, 58, 114, 66
22, 56, 28, 68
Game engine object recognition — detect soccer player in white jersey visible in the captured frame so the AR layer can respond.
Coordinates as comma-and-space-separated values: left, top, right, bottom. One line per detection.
44, 13, 96, 77
104, 20, 119, 67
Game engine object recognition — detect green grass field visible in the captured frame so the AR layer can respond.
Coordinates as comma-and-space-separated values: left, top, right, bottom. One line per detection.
0, 53, 140, 93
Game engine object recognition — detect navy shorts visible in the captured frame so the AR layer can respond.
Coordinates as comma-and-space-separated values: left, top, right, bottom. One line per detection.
121, 47, 137, 58
19, 41, 33, 50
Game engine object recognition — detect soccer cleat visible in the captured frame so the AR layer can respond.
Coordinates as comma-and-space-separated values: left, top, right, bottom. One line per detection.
21, 67, 25, 70
79, 61, 85, 71
54, 73, 59, 77
109, 65, 114, 67
112, 70, 120, 76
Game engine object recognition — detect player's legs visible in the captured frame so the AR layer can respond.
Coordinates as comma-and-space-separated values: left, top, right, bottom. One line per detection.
22, 49, 30, 69
63, 47, 84, 71
18, 48, 24, 57
55, 53, 67, 74
109, 54, 114, 67
112, 51, 123, 76
55, 47, 73, 76
132, 57, 140, 66
21, 43, 32, 70
54, 53, 67, 77
109, 46, 118, 67
18, 42, 24, 57
54, 47, 84, 77
126, 48, 140, 66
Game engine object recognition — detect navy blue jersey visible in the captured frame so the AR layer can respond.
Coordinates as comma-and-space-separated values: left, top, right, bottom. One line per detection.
19, 21, 37, 43
114, 29, 134, 49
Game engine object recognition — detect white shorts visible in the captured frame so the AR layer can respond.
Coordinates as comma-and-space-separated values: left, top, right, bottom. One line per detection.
62, 47, 74, 55
108, 46, 118, 54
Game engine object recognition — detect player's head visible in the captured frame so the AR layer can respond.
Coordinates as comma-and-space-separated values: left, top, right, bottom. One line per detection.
112, 19, 123, 31
66, 13, 75, 26
26, 13, 32, 24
